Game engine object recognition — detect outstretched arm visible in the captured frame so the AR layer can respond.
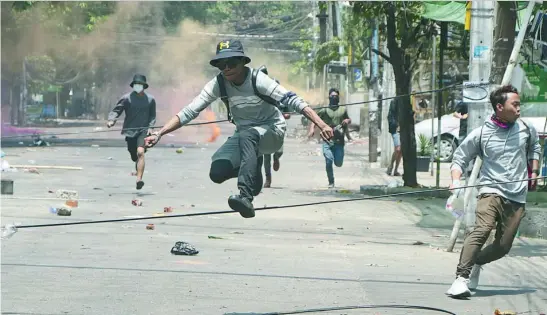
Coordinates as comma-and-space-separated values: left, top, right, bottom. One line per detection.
255, 72, 333, 140
107, 96, 128, 127
146, 78, 219, 146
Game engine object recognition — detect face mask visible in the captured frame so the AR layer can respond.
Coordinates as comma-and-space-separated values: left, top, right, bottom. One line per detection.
133, 84, 144, 93
329, 95, 339, 106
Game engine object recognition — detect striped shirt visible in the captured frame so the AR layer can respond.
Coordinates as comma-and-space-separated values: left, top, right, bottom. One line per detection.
177, 67, 309, 133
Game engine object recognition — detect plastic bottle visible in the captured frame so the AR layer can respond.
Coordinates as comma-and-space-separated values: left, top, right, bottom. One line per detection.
446, 194, 465, 220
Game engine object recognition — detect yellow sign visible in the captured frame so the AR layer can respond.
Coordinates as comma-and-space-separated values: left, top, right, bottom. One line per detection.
218, 41, 230, 50
464, 1, 471, 31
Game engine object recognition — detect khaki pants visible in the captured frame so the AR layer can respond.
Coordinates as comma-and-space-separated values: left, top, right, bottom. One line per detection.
456, 194, 526, 278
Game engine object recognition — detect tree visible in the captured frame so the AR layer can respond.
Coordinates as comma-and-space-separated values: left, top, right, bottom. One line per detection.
353, 1, 432, 187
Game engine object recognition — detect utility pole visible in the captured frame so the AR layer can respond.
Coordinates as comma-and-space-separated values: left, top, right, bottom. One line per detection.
311, 0, 319, 90
369, 19, 379, 162
430, 27, 437, 177
19, 58, 27, 126
436, 22, 448, 187
317, 2, 327, 44
317, 2, 328, 95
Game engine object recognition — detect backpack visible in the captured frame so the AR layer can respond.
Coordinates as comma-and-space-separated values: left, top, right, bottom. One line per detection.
478, 119, 534, 188
216, 68, 279, 124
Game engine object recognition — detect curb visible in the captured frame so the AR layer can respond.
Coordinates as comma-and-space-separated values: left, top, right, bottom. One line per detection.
360, 185, 547, 240
359, 185, 452, 199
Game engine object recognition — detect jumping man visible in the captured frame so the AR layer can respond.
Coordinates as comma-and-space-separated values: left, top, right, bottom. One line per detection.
446, 85, 541, 298
145, 39, 333, 218
107, 74, 157, 190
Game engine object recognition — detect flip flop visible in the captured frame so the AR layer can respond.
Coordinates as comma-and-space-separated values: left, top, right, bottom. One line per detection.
136, 181, 144, 190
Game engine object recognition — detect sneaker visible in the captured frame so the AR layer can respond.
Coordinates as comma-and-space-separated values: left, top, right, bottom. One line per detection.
228, 195, 255, 218
469, 264, 482, 290
328, 183, 335, 189
136, 180, 144, 190
445, 276, 471, 298
264, 175, 272, 188
386, 167, 392, 176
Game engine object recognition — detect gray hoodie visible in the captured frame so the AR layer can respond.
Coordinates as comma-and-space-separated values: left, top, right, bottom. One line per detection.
450, 118, 541, 204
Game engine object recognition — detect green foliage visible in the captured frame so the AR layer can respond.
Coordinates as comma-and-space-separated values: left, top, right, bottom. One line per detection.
417, 133, 433, 156
25, 55, 56, 93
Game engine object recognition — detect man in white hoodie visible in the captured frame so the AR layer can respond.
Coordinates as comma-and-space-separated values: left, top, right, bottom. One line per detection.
446, 85, 541, 298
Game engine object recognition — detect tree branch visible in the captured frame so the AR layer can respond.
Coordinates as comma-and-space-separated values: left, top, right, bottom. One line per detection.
402, 20, 425, 50
371, 48, 391, 63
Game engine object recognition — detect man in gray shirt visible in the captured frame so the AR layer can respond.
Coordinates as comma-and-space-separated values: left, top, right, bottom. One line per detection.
145, 39, 333, 218
446, 85, 541, 298
107, 74, 157, 190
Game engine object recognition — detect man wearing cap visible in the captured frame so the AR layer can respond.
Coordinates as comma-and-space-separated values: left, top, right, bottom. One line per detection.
107, 74, 157, 190
145, 39, 333, 218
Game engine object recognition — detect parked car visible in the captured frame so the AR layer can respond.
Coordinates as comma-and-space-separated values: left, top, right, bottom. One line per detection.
414, 103, 547, 162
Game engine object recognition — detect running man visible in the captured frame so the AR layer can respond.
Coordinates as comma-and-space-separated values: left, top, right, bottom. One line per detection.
107, 74, 157, 190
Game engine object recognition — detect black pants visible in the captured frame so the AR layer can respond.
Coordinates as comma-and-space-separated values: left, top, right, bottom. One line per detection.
209, 129, 263, 200
126, 132, 147, 162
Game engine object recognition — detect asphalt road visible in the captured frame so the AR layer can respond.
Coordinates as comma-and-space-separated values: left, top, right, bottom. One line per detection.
1, 133, 546, 315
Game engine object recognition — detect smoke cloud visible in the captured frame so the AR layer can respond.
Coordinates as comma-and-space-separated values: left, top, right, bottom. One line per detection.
2, 2, 322, 142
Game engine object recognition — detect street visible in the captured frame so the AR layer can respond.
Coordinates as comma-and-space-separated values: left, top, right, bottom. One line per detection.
1, 133, 546, 315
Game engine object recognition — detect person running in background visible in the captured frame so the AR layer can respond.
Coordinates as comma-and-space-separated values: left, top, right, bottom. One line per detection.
308, 88, 351, 188
107, 74, 156, 190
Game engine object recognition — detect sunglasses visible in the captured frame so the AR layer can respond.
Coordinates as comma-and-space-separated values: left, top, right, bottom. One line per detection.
215, 57, 243, 70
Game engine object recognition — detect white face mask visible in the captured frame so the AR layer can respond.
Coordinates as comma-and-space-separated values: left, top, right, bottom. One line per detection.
133, 84, 144, 93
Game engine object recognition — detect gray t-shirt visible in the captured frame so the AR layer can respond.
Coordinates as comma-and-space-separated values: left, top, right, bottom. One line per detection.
451, 118, 541, 204
176, 67, 309, 134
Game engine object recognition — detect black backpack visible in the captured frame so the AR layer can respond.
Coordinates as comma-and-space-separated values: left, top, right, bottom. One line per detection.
216, 68, 279, 124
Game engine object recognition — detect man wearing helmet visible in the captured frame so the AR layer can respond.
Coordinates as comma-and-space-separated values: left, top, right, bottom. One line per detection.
145, 39, 333, 219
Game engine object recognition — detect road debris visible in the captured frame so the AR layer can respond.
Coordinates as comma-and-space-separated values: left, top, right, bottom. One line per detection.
208, 235, 223, 239
412, 241, 425, 245
131, 199, 143, 206
146, 224, 155, 230
65, 200, 78, 208
494, 310, 516, 315
56, 189, 79, 200
163, 206, 173, 213
51, 207, 72, 216
176, 148, 183, 154
171, 241, 199, 256
1, 224, 18, 240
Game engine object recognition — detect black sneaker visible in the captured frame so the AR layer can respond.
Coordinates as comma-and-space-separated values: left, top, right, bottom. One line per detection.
228, 195, 255, 218
136, 181, 144, 190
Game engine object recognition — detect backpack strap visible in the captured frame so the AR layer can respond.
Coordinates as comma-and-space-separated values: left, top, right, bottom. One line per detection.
216, 73, 234, 124
251, 68, 279, 106
519, 118, 532, 161
478, 126, 485, 158
479, 120, 532, 158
